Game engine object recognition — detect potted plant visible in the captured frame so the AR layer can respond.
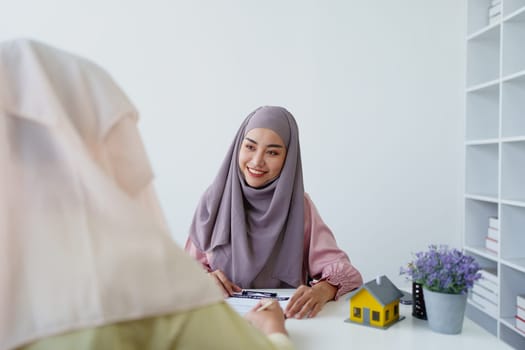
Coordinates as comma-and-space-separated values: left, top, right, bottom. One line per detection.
400, 244, 482, 334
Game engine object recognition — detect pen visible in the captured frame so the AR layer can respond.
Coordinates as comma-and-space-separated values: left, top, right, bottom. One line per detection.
256, 299, 275, 312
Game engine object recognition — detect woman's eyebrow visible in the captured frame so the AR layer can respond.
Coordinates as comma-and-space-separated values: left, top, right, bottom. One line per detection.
244, 137, 284, 148
245, 137, 258, 144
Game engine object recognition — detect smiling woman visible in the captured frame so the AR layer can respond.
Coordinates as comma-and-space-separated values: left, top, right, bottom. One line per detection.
239, 127, 287, 188
185, 105, 364, 319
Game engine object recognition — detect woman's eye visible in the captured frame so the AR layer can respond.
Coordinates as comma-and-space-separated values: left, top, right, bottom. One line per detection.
245, 144, 255, 151
268, 150, 279, 156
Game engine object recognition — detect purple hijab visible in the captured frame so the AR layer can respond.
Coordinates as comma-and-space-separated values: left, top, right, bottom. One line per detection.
189, 106, 305, 288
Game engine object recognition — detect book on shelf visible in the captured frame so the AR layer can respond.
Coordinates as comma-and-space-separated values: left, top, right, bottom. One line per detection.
489, 216, 499, 230
518, 306, 525, 321
472, 283, 498, 305
475, 276, 498, 292
488, 2, 502, 17
518, 295, 525, 310
516, 316, 525, 334
485, 237, 498, 254
487, 227, 499, 241
479, 268, 498, 285
470, 292, 498, 317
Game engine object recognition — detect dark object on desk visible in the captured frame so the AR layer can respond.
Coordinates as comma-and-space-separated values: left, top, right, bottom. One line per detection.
399, 290, 412, 305
243, 290, 277, 298
231, 290, 289, 301
412, 282, 427, 320
232, 290, 277, 298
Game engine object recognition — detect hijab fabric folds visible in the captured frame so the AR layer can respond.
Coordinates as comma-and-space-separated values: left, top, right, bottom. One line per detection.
0, 39, 222, 350
189, 106, 305, 288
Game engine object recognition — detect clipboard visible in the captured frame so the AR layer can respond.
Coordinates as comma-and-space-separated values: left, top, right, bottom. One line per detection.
227, 290, 292, 315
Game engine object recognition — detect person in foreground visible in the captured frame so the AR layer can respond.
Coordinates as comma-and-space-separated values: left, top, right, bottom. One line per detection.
185, 105, 364, 319
0, 38, 293, 350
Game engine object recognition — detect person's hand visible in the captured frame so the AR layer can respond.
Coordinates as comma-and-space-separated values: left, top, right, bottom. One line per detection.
285, 281, 337, 319
245, 299, 287, 335
208, 269, 242, 297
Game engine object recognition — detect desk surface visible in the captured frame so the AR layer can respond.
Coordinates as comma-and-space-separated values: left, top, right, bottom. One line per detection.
271, 290, 513, 350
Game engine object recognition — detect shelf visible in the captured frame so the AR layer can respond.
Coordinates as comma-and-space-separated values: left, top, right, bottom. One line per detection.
465, 245, 499, 262
501, 136, 525, 143
467, 0, 498, 35
465, 144, 499, 198
465, 139, 499, 145
500, 265, 525, 318
500, 321, 525, 348
466, 302, 498, 336
503, 2, 525, 20
466, 84, 499, 141
500, 205, 525, 265
501, 199, 525, 207
503, 9, 525, 76
466, 78, 500, 92
501, 141, 525, 201
465, 194, 499, 203
503, 0, 525, 17
466, 25, 500, 87
465, 2, 525, 347
501, 317, 516, 331
502, 75, 525, 138
502, 68, 525, 82
501, 258, 525, 273
464, 199, 498, 251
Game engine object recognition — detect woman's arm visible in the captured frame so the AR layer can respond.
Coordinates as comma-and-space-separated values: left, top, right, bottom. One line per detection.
184, 238, 212, 271
285, 194, 363, 319
184, 238, 241, 296
304, 193, 363, 300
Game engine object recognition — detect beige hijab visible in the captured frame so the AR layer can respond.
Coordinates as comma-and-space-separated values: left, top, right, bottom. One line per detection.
0, 39, 222, 350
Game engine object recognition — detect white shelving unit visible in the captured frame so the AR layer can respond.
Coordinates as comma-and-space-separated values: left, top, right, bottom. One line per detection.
465, 1, 525, 348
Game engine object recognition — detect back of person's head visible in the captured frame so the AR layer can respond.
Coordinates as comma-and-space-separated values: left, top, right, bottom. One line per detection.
0, 38, 222, 350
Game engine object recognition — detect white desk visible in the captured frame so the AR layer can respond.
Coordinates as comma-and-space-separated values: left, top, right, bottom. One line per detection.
275, 291, 513, 350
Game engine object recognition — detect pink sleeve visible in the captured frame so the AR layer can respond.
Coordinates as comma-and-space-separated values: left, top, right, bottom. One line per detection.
184, 238, 213, 272
303, 193, 363, 300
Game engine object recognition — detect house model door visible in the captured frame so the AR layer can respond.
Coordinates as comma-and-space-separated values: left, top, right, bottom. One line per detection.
363, 307, 370, 325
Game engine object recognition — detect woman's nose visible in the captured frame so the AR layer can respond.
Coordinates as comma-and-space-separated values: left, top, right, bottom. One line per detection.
251, 151, 265, 167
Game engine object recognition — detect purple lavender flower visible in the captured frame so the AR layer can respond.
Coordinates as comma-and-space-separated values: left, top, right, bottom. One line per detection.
400, 245, 482, 294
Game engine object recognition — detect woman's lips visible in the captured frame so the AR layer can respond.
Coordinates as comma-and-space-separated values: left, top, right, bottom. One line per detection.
247, 167, 266, 177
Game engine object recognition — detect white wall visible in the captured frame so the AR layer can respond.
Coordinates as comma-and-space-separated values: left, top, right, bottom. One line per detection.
1, 0, 466, 287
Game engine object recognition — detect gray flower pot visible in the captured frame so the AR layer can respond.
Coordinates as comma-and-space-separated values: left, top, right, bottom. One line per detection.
423, 288, 468, 334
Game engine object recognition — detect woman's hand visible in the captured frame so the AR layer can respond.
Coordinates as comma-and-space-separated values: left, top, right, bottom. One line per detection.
208, 269, 242, 297
285, 281, 337, 319
245, 299, 287, 335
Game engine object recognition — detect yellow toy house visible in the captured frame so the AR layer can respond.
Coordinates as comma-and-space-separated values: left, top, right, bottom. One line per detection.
345, 275, 405, 329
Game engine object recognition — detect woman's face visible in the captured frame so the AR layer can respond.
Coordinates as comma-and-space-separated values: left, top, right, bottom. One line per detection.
238, 127, 287, 188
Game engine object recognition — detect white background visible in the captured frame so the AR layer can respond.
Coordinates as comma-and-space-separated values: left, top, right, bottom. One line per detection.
1, 0, 466, 287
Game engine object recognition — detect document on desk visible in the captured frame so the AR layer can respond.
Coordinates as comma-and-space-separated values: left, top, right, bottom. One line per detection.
226, 290, 293, 315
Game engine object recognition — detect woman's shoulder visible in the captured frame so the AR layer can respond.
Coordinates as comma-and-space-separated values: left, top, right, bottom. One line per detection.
303, 192, 315, 204
303, 192, 315, 212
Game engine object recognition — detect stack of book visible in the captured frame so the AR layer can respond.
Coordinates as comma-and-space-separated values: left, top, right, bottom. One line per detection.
470, 268, 498, 317
485, 216, 499, 255
488, 0, 502, 26
517, 295, 525, 334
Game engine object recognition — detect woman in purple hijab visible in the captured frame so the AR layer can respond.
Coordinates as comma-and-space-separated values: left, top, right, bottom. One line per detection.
186, 106, 363, 319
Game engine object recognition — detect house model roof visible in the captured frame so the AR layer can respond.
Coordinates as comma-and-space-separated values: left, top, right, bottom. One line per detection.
347, 275, 403, 306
